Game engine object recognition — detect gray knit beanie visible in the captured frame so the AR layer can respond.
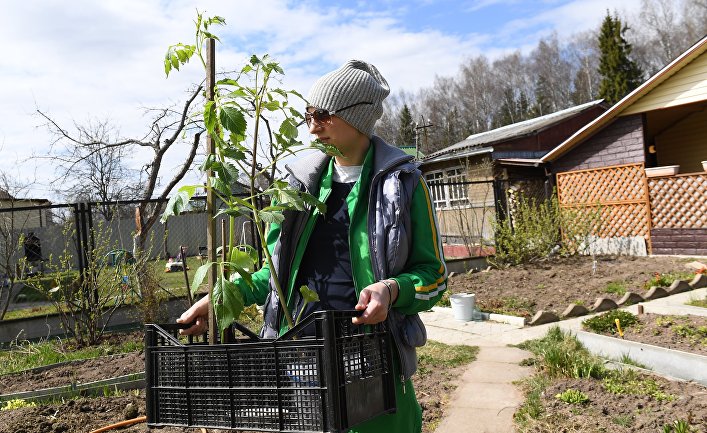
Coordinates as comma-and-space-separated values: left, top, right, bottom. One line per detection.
307, 60, 390, 138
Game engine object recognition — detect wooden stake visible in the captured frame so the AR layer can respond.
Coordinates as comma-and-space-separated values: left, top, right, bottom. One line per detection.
206, 38, 217, 345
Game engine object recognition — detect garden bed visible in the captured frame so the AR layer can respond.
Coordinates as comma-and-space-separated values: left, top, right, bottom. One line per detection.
446, 255, 703, 319
515, 327, 707, 432
0, 334, 475, 433
585, 312, 707, 357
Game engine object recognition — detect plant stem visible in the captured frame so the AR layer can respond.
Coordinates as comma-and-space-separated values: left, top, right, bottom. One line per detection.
248, 64, 294, 330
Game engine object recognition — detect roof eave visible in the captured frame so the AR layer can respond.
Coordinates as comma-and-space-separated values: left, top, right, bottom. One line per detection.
541, 36, 707, 163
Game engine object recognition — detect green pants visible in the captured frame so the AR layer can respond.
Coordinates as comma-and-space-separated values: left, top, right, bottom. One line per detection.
348, 371, 422, 433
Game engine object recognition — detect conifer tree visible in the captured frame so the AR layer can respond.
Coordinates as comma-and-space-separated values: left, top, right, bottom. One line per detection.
598, 12, 644, 104
396, 104, 416, 147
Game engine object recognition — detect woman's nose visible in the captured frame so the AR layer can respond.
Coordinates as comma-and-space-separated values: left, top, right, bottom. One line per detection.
308, 120, 322, 134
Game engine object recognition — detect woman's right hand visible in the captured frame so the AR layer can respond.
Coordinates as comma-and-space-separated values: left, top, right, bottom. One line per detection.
176, 294, 210, 335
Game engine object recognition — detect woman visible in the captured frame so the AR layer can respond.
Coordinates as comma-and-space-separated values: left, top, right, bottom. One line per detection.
178, 59, 447, 432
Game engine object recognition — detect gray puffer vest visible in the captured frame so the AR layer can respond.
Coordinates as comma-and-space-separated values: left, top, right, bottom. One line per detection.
259, 136, 427, 380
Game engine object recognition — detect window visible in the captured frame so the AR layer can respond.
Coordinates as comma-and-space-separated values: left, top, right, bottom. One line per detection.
424, 167, 469, 208
425, 171, 446, 208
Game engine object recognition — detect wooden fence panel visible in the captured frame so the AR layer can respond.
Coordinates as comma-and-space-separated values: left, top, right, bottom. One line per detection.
556, 163, 651, 249
648, 173, 707, 228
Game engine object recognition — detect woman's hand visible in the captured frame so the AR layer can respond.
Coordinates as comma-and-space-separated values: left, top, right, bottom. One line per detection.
352, 280, 398, 325
176, 295, 210, 335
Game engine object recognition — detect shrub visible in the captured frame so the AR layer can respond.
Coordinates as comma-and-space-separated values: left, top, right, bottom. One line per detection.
555, 388, 589, 404
582, 310, 638, 334
1, 399, 37, 411
490, 191, 602, 267
518, 326, 605, 379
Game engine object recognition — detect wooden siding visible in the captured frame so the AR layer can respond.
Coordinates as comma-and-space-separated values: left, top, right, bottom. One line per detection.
622, 52, 707, 114
655, 109, 707, 173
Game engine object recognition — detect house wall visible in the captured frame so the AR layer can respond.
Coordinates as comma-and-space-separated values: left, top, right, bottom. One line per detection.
623, 50, 707, 114
651, 228, 707, 256
0, 203, 49, 230
551, 115, 645, 173
492, 105, 607, 154
655, 109, 707, 173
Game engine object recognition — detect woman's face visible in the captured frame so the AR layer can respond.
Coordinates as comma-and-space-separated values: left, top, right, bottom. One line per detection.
307, 111, 364, 154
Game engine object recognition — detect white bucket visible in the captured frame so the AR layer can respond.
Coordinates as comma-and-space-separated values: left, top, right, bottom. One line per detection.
450, 293, 476, 321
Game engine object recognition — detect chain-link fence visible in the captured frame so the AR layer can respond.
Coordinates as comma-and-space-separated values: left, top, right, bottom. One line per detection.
0, 197, 257, 285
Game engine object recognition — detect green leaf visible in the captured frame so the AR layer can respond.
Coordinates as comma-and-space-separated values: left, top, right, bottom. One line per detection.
161, 185, 198, 222
262, 101, 280, 111
214, 207, 249, 219
220, 107, 247, 135
201, 31, 221, 42
259, 210, 285, 224
217, 78, 239, 87
300, 191, 327, 214
198, 154, 216, 172
310, 139, 343, 157
210, 176, 231, 196
299, 285, 319, 303
225, 88, 248, 99
230, 248, 256, 273
279, 118, 298, 139
212, 276, 244, 333
164, 55, 172, 77
204, 101, 216, 133
190, 262, 212, 297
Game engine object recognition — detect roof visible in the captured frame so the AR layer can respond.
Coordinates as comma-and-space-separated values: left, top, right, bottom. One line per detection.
422, 99, 605, 164
542, 35, 707, 163
0, 188, 14, 200
399, 146, 425, 159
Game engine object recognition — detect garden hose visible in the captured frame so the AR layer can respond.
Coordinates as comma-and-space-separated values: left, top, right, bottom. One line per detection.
87, 415, 146, 433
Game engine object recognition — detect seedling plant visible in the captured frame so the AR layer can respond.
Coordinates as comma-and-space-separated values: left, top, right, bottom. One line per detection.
161, 13, 330, 335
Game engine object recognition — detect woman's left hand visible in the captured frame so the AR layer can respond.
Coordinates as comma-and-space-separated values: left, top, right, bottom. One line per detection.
352, 280, 398, 325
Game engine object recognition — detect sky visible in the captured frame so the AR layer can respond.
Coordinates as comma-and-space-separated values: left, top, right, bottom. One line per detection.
0, 0, 643, 200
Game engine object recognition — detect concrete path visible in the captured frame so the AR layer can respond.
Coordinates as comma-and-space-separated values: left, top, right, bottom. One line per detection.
422, 287, 707, 433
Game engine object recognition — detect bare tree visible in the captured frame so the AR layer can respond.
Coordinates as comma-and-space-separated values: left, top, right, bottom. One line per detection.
567, 30, 602, 104
37, 84, 204, 271
0, 173, 38, 319
631, 0, 707, 75
456, 56, 497, 135
529, 33, 574, 115
46, 119, 141, 220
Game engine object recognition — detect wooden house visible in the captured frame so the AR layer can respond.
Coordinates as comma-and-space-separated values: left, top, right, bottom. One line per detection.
541, 36, 707, 256
419, 100, 607, 253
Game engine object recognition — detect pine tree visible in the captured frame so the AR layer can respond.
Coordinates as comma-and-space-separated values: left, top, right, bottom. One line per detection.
598, 12, 644, 105
396, 104, 416, 147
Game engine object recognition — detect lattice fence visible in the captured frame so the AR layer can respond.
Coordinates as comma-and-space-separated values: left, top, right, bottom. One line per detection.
556, 163, 651, 245
648, 174, 707, 228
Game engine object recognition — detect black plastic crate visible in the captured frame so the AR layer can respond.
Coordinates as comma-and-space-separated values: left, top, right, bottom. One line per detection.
145, 310, 396, 432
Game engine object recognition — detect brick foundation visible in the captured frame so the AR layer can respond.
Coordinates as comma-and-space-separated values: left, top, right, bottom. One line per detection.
651, 228, 707, 255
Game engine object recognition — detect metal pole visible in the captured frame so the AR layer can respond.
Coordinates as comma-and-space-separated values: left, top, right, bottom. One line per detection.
206, 38, 217, 345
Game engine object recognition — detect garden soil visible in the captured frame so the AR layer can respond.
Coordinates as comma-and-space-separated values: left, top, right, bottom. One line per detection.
447, 255, 702, 319
2, 255, 706, 432
521, 374, 707, 432
0, 365, 466, 433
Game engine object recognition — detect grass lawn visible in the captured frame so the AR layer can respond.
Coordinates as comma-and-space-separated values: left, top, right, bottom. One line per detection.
4, 256, 208, 321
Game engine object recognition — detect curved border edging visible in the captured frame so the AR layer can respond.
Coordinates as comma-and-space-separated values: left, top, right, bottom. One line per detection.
573, 330, 707, 386
528, 274, 707, 326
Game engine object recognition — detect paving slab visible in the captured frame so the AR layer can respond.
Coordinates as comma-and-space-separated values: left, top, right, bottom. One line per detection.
433, 345, 532, 433
422, 286, 707, 433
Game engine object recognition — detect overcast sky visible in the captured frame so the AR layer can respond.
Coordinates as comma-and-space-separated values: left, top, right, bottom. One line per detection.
0, 0, 642, 200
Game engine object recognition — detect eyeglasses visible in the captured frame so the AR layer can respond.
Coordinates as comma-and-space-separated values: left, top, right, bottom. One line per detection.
302, 101, 373, 127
